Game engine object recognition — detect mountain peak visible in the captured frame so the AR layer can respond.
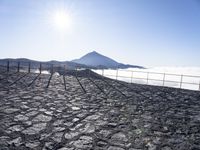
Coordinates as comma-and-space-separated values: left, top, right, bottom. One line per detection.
89, 51, 100, 55
72, 51, 118, 68
71, 51, 144, 69
91, 51, 98, 53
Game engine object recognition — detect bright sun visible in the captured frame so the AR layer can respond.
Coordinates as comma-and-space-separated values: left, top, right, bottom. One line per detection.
52, 10, 71, 31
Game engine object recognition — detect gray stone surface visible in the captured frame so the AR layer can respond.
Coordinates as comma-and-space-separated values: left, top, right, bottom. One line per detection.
72, 136, 93, 149
65, 132, 79, 140
32, 114, 52, 122
3, 108, 20, 114
108, 146, 125, 150
22, 123, 47, 135
14, 114, 29, 121
0, 70, 200, 149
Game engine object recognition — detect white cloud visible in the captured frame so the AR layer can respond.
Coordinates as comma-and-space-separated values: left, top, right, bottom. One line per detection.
93, 67, 200, 91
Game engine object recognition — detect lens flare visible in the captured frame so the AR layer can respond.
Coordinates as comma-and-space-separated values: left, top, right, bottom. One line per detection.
52, 10, 71, 31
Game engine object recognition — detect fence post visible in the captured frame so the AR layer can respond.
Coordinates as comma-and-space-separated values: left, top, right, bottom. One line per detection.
64, 65, 66, 75
116, 69, 118, 80
88, 69, 90, 78
7, 61, 9, 72
17, 62, 20, 72
147, 72, 149, 84
102, 69, 104, 76
180, 75, 183, 88
51, 64, 53, 74
39, 63, 42, 74
199, 81, 200, 91
163, 73, 165, 86
28, 62, 31, 73
131, 71, 133, 83
75, 66, 78, 77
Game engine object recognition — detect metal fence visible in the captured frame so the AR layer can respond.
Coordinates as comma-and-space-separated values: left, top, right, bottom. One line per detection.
93, 69, 200, 91
0, 61, 60, 74
1, 60, 200, 91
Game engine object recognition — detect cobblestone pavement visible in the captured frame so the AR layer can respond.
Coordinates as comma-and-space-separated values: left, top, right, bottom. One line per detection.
0, 70, 200, 150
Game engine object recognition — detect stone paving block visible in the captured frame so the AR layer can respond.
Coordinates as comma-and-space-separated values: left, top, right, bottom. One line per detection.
22, 123, 47, 135
72, 136, 93, 149
32, 114, 52, 122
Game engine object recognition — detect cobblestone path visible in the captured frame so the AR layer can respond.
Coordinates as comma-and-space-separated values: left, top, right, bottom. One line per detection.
0, 71, 200, 150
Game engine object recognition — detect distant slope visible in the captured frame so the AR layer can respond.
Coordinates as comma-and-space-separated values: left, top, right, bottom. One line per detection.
72, 51, 144, 69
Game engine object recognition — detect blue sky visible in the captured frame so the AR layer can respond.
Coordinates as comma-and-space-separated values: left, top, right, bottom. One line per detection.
0, 0, 200, 67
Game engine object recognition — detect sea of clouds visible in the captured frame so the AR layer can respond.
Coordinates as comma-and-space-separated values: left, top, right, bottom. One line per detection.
93, 67, 200, 91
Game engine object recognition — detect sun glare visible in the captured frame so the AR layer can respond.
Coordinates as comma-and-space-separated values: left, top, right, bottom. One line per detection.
52, 10, 71, 31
